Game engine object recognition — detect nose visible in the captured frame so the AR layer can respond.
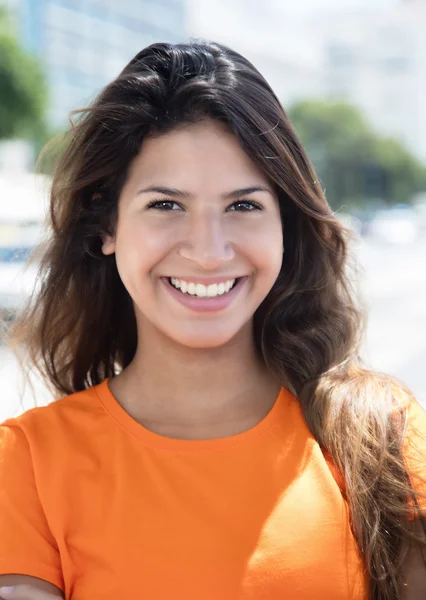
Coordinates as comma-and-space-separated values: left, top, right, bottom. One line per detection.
178, 211, 235, 269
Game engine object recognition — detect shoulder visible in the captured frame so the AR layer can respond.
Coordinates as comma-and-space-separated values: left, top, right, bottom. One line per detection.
0, 381, 108, 453
0, 381, 115, 506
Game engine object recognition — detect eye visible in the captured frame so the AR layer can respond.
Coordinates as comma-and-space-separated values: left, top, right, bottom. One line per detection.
227, 200, 263, 212
146, 200, 183, 211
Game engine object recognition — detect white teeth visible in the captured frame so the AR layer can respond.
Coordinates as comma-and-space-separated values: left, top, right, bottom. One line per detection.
195, 283, 207, 297
169, 278, 236, 298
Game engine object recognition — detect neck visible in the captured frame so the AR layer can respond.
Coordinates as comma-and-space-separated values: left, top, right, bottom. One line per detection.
110, 321, 281, 438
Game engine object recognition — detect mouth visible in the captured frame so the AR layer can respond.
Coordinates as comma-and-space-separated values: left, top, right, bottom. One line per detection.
161, 276, 247, 313
166, 277, 241, 298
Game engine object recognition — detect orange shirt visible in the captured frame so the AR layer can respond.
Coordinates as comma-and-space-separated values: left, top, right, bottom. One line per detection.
0, 379, 423, 600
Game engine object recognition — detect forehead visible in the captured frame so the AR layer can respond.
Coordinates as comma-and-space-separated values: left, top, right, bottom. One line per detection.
123, 120, 271, 193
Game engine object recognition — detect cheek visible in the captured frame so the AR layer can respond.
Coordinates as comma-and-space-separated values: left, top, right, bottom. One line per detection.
244, 220, 283, 270
115, 220, 175, 271
252, 233, 283, 293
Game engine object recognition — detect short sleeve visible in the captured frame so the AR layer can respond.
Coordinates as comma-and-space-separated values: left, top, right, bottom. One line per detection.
0, 423, 64, 590
402, 399, 426, 517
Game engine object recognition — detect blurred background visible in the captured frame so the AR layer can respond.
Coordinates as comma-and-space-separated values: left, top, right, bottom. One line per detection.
0, 0, 425, 419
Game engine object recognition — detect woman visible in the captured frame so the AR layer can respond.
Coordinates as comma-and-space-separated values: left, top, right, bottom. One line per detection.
0, 41, 425, 600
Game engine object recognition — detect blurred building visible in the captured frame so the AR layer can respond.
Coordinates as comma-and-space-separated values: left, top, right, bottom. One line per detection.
2, 0, 186, 129
317, 0, 426, 161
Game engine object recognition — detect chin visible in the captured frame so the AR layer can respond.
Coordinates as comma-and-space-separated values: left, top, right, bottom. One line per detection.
167, 328, 242, 350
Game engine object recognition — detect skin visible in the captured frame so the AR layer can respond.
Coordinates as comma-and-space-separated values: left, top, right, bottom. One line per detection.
0, 576, 63, 598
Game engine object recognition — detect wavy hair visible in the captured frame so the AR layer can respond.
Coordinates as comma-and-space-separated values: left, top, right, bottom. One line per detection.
8, 40, 426, 598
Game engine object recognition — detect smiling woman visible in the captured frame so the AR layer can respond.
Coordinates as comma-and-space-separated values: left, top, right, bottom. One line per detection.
1, 40, 426, 600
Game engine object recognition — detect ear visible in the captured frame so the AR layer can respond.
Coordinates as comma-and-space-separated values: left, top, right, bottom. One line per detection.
101, 233, 116, 255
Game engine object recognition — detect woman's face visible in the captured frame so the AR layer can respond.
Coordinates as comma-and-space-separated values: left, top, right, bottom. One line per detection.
102, 120, 283, 348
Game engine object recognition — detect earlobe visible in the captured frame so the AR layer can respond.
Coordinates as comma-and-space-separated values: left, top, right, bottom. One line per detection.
101, 235, 116, 255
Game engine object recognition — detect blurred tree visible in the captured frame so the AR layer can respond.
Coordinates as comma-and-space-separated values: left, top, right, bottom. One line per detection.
288, 99, 426, 209
36, 128, 71, 174
0, 7, 48, 143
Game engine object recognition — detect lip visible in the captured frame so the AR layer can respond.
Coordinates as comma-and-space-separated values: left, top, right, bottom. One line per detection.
161, 276, 248, 312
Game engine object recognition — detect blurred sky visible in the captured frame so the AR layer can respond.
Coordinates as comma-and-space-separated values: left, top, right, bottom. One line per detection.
283, 0, 398, 13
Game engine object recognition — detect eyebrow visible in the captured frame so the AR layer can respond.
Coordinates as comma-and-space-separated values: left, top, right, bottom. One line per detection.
136, 185, 274, 199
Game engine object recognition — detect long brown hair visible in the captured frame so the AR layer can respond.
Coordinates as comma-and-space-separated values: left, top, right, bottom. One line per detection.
8, 40, 426, 598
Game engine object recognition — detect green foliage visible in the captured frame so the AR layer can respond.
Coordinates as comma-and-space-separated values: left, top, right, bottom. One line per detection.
288, 99, 426, 209
36, 128, 70, 175
0, 7, 48, 141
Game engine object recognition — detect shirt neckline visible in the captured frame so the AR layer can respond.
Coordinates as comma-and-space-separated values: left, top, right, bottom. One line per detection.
93, 378, 294, 453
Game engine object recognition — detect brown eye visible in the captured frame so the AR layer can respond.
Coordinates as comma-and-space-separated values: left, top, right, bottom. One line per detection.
146, 200, 183, 211
227, 201, 263, 212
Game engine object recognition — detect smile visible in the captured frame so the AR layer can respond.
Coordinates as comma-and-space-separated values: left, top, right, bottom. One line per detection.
168, 277, 237, 298
162, 276, 247, 313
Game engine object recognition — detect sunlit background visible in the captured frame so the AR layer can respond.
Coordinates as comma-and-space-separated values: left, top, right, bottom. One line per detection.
0, 0, 425, 419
